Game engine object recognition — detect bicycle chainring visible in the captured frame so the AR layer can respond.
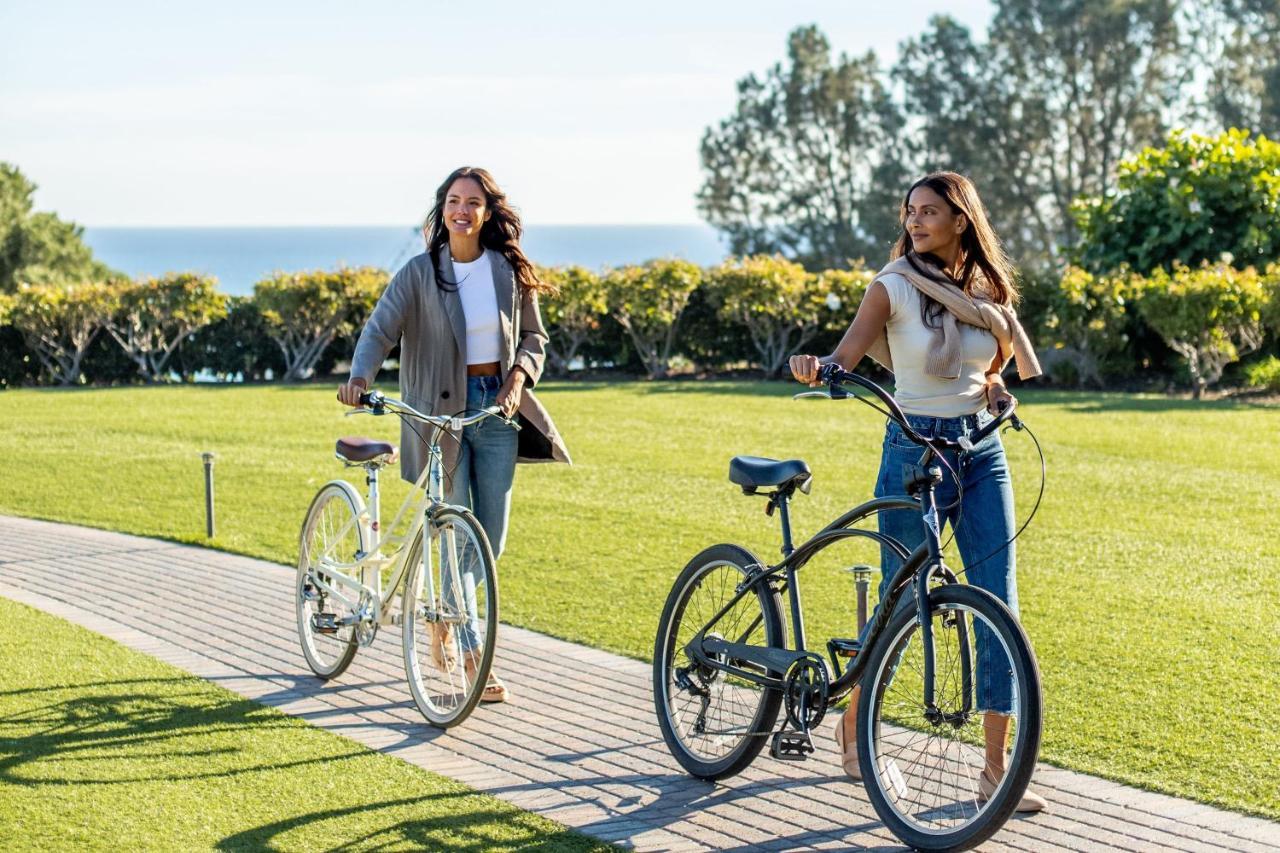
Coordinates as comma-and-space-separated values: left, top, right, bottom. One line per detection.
783, 656, 830, 732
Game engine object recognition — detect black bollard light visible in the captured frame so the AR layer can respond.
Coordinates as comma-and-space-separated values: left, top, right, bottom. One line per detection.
201, 452, 216, 538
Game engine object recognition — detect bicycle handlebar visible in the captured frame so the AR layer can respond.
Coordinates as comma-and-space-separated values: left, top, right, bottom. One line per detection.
813, 363, 1020, 452
352, 390, 514, 431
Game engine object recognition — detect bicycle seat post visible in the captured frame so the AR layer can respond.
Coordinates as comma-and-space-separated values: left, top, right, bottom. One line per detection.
771, 488, 809, 655
773, 490, 795, 558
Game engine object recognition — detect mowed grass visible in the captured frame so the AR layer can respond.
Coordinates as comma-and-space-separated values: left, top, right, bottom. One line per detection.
0, 596, 612, 852
1, 381, 1278, 819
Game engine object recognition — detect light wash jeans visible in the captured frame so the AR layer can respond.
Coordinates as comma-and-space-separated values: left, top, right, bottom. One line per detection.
861, 410, 1019, 714
443, 375, 518, 652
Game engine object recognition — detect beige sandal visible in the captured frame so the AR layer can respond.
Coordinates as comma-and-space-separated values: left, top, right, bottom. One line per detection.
480, 673, 509, 704
463, 652, 510, 704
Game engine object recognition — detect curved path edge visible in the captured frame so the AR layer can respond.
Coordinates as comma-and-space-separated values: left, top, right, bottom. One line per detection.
1, 515, 1276, 853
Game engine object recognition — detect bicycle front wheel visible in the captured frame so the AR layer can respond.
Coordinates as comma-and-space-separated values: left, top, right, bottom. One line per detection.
856, 583, 1042, 853
653, 544, 785, 780
296, 481, 366, 679
401, 506, 498, 728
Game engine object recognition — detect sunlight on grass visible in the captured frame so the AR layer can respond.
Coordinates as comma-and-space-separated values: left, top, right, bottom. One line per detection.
1, 381, 1277, 819
0, 597, 613, 852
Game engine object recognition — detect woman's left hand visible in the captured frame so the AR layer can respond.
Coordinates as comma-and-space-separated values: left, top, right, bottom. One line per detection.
986, 381, 1016, 415
496, 369, 526, 418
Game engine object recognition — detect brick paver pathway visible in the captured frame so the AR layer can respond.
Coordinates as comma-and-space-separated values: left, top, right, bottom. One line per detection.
1, 515, 1276, 852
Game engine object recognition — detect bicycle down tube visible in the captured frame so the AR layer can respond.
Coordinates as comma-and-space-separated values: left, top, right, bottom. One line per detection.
683, 487, 976, 714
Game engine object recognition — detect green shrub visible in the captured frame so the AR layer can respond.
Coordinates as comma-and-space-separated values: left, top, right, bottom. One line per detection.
1074, 129, 1280, 274
1133, 261, 1268, 397
1244, 355, 1280, 392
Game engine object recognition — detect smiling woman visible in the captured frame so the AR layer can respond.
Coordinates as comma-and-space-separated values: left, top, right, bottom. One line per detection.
790, 170, 1046, 812
335, 167, 571, 706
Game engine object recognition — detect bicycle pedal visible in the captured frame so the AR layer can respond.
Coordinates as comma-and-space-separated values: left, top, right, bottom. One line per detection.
311, 612, 339, 635
770, 729, 814, 761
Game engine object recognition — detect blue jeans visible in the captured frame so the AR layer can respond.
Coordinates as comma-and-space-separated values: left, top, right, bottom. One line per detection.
443, 375, 518, 651
862, 410, 1019, 714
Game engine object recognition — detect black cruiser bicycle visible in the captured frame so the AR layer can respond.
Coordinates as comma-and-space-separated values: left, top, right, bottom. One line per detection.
653, 365, 1042, 853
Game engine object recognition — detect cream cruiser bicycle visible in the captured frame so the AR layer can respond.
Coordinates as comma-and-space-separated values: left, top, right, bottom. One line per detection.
296, 389, 507, 728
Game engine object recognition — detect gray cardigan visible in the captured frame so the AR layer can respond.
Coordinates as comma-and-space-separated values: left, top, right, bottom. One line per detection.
349, 247, 571, 483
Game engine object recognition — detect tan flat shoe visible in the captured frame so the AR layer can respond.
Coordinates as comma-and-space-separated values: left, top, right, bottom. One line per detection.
978, 768, 1047, 813
463, 652, 509, 704
833, 710, 861, 781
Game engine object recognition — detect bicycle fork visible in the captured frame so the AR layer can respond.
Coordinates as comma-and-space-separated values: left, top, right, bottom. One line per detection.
909, 459, 975, 722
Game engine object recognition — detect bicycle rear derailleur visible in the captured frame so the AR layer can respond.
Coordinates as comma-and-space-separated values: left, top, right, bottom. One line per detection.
770, 656, 830, 761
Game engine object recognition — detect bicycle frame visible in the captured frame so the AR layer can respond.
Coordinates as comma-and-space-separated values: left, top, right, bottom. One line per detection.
304, 405, 495, 635
684, 451, 975, 719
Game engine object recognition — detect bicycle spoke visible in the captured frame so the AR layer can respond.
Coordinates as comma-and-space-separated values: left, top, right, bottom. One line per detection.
863, 594, 1034, 843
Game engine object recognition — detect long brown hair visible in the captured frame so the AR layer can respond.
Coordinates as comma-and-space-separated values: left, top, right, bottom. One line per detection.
423, 166, 554, 295
890, 172, 1018, 327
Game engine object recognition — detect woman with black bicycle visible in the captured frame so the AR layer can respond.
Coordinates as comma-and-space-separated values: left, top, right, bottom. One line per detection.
790, 171, 1045, 812
338, 166, 571, 704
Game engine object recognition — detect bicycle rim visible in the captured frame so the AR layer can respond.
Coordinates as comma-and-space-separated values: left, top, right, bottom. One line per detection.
860, 587, 1039, 849
657, 549, 782, 771
403, 508, 497, 728
296, 484, 364, 679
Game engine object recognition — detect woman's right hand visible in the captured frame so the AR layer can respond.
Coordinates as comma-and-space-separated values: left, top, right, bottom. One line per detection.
789, 354, 822, 386
336, 377, 368, 407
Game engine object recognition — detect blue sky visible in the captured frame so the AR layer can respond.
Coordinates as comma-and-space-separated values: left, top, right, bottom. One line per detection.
1, 1, 994, 226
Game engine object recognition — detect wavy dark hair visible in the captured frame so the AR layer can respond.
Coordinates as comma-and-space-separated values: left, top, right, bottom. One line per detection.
890, 171, 1018, 328
422, 166, 554, 295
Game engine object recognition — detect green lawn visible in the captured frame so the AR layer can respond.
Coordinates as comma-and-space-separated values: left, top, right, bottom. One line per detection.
0, 596, 611, 852
1, 381, 1278, 820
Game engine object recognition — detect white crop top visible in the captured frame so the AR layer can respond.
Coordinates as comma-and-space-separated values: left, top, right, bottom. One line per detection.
879, 272, 997, 417
451, 253, 502, 365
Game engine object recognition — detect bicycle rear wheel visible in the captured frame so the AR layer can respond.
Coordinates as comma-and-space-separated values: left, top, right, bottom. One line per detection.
856, 583, 1041, 853
653, 544, 785, 780
296, 482, 366, 679
402, 506, 498, 728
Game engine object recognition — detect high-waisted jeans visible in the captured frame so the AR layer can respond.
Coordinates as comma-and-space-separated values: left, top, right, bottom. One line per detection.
859, 410, 1019, 714
443, 375, 518, 652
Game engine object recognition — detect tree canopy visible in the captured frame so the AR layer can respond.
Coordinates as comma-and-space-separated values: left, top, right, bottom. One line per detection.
0, 163, 114, 292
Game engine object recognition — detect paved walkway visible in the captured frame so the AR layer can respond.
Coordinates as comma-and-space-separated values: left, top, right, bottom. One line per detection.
1, 515, 1277, 852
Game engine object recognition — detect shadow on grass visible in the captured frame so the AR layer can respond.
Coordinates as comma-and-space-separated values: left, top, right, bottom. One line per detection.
0, 677, 365, 786
216, 792, 607, 852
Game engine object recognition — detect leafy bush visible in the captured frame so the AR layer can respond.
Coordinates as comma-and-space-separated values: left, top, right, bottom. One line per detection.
104, 273, 227, 382
1038, 266, 1134, 387
4, 282, 115, 385
604, 259, 702, 379
1075, 129, 1280, 274
1244, 355, 1280, 392
255, 267, 385, 381
1133, 261, 1269, 397
539, 265, 608, 375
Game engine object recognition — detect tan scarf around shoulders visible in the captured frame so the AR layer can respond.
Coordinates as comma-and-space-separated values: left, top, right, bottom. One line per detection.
865, 255, 1042, 381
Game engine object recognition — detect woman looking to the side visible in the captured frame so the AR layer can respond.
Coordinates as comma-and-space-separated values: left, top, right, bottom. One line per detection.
789, 171, 1045, 812
337, 166, 571, 704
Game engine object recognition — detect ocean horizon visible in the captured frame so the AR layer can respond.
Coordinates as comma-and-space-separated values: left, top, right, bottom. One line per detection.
83, 224, 729, 297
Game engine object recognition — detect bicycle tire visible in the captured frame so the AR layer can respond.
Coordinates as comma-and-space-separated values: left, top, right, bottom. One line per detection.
296, 481, 366, 680
402, 506, 498, 729
653, 543, 786, 780
856, 583, 1042, 852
